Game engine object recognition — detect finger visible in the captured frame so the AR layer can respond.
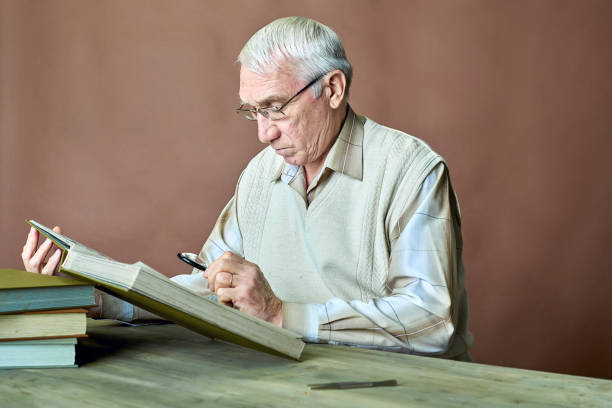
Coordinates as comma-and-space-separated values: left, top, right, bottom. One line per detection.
206, 256, 240, 291
219, 256, 253, 278
206, 268, 219, 292
41, 248, 62, 275
21, 227, 40, 268
209, 269, 235, 292
221, 251, 243, 261
44, 226, 63, 265
27, 237, 55, 274
213, 272, 234, 291
204, 257, 222, 288
216, 287, 237, 305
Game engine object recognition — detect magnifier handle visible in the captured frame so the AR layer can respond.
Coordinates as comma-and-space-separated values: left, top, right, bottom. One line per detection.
177, 252, 208, 271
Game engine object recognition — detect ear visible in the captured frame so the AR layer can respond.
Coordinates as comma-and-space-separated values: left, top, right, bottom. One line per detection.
325, 70, 347, 109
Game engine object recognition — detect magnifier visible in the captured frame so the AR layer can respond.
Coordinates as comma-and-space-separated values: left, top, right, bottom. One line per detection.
177, 252, 207, 271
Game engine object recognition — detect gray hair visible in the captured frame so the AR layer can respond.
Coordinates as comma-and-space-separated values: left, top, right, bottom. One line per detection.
237, 16, 352, 99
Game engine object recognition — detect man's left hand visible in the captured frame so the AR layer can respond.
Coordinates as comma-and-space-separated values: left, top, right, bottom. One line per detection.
204, 252, 282, 327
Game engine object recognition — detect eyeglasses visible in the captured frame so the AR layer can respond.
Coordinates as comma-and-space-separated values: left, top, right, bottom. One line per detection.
235, 73, 326, 121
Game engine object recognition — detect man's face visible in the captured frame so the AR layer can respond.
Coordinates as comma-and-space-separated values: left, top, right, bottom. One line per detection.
239, 65, 336, 169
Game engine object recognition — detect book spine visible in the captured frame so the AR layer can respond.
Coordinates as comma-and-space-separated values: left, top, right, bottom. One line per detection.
0, 286, 95, 314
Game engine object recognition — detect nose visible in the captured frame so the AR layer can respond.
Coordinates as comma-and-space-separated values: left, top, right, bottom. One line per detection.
257, 114, 281, 144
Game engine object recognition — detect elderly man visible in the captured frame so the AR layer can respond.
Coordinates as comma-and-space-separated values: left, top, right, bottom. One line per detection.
22, 17, 472, 360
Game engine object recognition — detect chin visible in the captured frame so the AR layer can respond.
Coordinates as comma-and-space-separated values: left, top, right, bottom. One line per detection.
282, 155, 300, 165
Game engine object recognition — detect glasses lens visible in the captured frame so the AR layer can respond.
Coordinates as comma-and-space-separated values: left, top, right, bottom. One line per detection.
235, 106, 285, 121
236, 109, 257, 121
266, 109, 285, 121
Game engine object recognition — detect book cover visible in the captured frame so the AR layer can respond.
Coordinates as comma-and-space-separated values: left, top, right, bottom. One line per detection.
0, 309, 87, 341
0, 268, 95, 314
0, 338, 77, 369
26, 220, 304, 360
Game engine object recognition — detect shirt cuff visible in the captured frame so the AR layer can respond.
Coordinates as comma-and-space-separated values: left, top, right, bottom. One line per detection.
282, 302, 325, 341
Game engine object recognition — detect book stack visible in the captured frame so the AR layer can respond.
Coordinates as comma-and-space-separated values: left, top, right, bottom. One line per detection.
0, 268, 96, 369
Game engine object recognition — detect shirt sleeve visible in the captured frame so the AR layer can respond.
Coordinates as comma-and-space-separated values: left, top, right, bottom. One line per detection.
98, 196, 241, 321
97, 272, 214, 321
282, 163, 462, 356
196, 195, 244, 267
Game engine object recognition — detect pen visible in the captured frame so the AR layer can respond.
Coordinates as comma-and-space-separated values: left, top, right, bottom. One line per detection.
308, 379, 398, 390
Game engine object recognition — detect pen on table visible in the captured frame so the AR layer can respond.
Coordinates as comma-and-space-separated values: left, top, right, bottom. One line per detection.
308, 379, 398, 390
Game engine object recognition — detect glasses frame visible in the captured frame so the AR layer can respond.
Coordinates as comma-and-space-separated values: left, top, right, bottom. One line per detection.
236, 73, 326, 121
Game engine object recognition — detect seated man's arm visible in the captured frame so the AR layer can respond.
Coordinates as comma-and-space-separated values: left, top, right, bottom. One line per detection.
196, 195, 245, 268
96, 196, 244, 321
96, 192, 245, 321
97, 272, 213, 321
283, 164, 470, 357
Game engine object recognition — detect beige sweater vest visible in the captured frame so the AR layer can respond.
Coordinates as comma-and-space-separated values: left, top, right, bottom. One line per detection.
235, 116, 446, 304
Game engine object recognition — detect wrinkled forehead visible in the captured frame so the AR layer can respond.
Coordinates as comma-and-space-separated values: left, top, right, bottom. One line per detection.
238, 65, 302, 106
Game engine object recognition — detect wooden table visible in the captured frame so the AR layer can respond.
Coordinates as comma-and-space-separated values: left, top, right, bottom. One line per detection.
1, 320, 611, 407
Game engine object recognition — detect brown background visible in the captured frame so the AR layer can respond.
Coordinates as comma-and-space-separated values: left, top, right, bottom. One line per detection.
1, 0, 611, 379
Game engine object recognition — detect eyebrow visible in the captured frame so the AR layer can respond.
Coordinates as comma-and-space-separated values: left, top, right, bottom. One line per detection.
240, 94, 287, 107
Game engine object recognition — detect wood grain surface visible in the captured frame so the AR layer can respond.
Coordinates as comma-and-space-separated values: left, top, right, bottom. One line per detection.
1, 320, 610, 407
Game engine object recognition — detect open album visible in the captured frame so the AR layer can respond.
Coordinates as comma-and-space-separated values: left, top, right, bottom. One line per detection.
26, 220, 304, 360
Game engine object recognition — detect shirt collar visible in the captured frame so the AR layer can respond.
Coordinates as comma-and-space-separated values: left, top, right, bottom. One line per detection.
323, 106, 363, 180
270, 105, 364, 183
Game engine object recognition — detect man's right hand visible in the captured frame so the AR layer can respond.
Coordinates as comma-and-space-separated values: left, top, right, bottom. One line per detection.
21, 226, 63, 275
21, 225, 104, 318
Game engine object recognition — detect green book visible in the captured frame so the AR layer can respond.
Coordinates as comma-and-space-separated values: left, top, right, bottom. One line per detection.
26, 220, 305, 360
0, 268, 96, 314
0, 338, 77, 369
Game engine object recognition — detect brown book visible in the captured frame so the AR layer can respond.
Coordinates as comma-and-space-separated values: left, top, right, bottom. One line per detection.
0, 308, 87, 341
